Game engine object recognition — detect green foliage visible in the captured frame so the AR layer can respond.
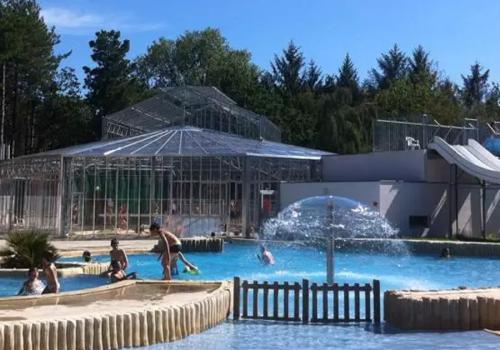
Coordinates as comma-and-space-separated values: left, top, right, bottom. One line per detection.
461, 63, 489, 108
84, 30, 147, 138
0, 0, 92, 155
0, 231, 59, 268
370, 44, 408, 89
2, 5, 500, 158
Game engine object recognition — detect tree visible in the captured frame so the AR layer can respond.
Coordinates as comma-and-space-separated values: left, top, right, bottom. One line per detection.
84, 30, 145, 138
0, 0, 64, 156
461, 63, 489, 108
303, 60, 322, 92
408, 45, 436, 86
271, 41, 305, 96
370, 44, 408, 89
135, 28, 261, 108
337, 53, 360, 101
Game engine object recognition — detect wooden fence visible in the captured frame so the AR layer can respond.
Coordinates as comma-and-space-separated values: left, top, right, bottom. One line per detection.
233, 277, 380, 324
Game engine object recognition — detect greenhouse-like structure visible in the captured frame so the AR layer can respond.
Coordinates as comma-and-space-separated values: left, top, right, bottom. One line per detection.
0, 87, 329, 237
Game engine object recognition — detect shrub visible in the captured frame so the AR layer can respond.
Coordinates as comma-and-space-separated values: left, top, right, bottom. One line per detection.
0, 231, 59, 268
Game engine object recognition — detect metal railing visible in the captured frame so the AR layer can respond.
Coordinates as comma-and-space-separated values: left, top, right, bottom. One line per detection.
372, 116, 495, 152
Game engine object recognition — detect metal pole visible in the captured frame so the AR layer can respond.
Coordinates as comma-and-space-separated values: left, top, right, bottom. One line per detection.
1, 63, 5, 156
326, 201, 334, 284
326, 236, 334, 284
481, 180, 486, 239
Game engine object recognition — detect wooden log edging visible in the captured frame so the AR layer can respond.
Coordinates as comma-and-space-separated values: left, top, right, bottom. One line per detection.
0, 280, 232, 350
384, 287, 500, 330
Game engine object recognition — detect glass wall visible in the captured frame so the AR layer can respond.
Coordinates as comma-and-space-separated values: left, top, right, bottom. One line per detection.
0, 154, 321, 236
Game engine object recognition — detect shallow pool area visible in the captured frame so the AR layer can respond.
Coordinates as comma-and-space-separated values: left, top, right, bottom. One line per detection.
3, 241, 500, 349
61, 242, 500, 291
0, 274, 104, 297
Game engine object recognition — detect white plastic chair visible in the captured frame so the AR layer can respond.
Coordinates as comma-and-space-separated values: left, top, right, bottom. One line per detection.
405, 137, 421, 150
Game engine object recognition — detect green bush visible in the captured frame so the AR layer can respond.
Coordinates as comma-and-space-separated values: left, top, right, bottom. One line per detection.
0, 231, 59, 268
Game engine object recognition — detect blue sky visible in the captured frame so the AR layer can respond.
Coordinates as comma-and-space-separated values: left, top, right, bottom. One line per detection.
39, 0, 500, 85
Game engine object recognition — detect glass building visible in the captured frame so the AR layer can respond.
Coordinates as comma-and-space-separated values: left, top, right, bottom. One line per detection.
0, 87, 329, 236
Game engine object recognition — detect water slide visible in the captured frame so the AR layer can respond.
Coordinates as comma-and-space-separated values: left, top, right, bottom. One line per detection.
428, 136, 500, 184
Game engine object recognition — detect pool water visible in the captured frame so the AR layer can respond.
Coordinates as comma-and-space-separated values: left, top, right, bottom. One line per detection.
0, 274, 104, 297
64, 242, 500, 291
3, 242, 500, 349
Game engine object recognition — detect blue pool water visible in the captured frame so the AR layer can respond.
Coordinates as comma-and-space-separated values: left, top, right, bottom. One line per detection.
3, 242, 500, 348
0, 274, 104, 297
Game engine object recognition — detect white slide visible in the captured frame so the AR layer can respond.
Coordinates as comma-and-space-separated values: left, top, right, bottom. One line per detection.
428, 136, 500, 184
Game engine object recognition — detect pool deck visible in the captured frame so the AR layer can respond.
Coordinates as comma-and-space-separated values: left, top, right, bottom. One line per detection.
0, 280, 232, 350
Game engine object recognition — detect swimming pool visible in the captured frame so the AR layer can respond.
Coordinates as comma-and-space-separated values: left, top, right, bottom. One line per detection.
0, 274, 104, 297
3, 242, 500, 348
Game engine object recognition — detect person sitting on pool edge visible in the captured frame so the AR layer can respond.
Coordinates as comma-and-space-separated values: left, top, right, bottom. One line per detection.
149, 222, 198, 280
41, 251, 60, 294
257, 243, 275, 265
110, 238, 129, 270
109, 260, 137, 283
18, 267, 45, 296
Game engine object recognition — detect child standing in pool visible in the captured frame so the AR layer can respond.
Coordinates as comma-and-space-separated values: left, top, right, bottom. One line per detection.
41, 252, 60, 294
18, 267, 45, 296
150, 222, 198, 280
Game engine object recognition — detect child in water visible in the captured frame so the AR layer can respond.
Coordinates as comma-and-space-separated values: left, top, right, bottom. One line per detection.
18, 267, 45, 296
257, 244, 275, 265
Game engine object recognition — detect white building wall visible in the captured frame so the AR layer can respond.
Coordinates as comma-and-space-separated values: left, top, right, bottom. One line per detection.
281, 181, 500, 238
280, 182, 380, 210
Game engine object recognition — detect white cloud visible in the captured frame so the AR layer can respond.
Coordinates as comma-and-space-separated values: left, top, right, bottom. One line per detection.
41, 7, 164, 34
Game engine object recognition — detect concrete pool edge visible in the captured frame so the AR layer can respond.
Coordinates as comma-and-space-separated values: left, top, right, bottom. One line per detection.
0, 279, 232, 350
384, 287, 500, 331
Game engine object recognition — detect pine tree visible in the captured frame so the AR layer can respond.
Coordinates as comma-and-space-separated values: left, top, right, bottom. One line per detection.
271, 41, 305, 96
303, 60, 322, 92
370, 44, 408, 89
337, 54, 360, 101
84, 30, 144, 138
409, 45, 436, 86
461, 63, 489, 108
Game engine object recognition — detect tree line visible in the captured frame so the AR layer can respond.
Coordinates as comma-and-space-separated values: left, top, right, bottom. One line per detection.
1, 0, 499, 157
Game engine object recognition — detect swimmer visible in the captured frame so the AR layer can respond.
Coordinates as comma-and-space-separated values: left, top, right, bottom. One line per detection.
110, 238, 129, 270
17, 267, 45, 296
441, 247, 451, 258
150, 222, 198, 280
41, 252, 60, 294
82, 250, 92, 263
109, 260, 137, 283
257, 244, 275, 265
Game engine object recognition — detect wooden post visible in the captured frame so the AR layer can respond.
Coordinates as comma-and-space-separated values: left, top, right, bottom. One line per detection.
373, 279, 381, 324
233, 277, 240, 320
242, 280, 248, 318
302, 279, 309, 324
284, 282, 289, 320
364, 283, 371, 321
322, 283, 329, 321
333, 283, 339, 321
311, 283, 318, 322
354, 283, 360, 322
293, 283, 300, 321
263, 281, 269, 319
343, 283, 350, 321
273, 282, 279, 320
252, 280, 259, 319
